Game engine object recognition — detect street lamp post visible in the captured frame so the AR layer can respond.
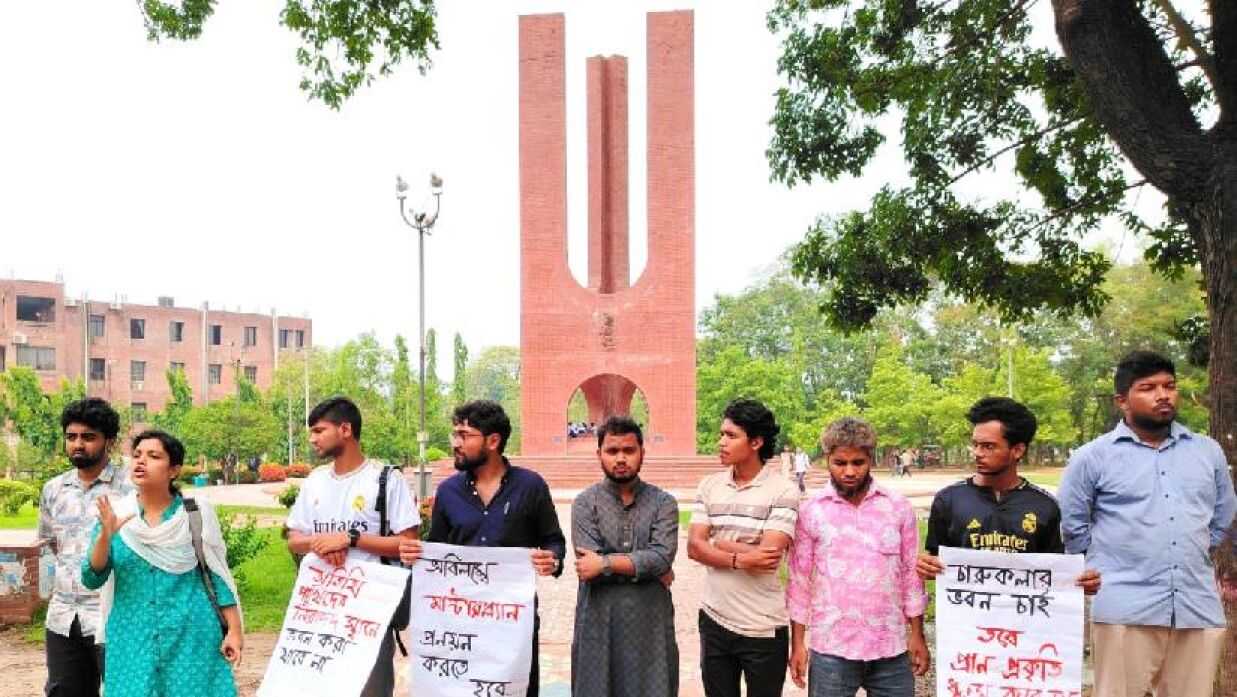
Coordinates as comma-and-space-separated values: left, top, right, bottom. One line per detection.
395, 173, 443, 500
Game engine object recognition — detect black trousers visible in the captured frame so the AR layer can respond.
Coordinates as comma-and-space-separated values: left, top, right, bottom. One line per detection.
528, 613, 540, 697
44, 616, 104, 697
698, 610, 788, 697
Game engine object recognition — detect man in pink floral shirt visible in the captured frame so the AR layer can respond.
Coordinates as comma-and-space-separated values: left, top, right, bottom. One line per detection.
787, 417, 930, 696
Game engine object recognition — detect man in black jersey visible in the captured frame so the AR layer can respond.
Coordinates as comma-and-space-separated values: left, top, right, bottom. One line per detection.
916, 397, 1100, 594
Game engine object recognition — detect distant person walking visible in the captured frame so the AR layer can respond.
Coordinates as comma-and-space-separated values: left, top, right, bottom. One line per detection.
898, 448, 915, 478
779, 445, 793, 481
793, 448, 810, 493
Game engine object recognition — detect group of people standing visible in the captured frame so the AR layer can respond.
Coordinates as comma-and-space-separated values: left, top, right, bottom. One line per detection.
559, 349, 1235, 697
34, 350, 1237, 697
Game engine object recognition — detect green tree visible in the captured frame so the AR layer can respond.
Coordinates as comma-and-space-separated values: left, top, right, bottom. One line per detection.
0, 369, 85, 458
463, 346, 522, 454
452, 332, 468, 406
178, 398, 280, 465
861, 343, 945, 448
699, 269, 883, 404
421, 328, 448, 450
696, 346, 810, 454
137, 0, 439, 108
768, 1, 1237, 474
154, 365, 194, 434
392, 335, 416, 464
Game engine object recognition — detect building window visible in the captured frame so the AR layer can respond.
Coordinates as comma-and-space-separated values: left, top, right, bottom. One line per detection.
244, 326, 258, 347
170, 361, 185, 373
169, 321, 185, 343
208, 364, 222, 384
210, 325, 223, 346
131, 403, 148, 421
279, 329, 305, 349
90, 358, 106, 381
16, 346, 55, 370
16, 296, 55, 323
0, 347, 5, 372
130, 318, 145, 340
243, 365, 258, 382
131, 360, 146, 384
88, 314, 105, 338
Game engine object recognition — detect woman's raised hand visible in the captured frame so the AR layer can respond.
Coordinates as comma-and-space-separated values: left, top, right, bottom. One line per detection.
96, 496, 134, 538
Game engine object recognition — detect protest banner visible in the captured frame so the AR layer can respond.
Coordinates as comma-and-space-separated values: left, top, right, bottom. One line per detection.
410, 542, 536, 697
936, 547, 1085, 697
257, 554, 410, 697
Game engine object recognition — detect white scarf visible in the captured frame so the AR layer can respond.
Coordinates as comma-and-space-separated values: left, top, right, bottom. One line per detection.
96, 492, 242, 643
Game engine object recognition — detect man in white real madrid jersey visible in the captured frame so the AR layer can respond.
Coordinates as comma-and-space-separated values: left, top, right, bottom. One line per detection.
286, 396, 419, 697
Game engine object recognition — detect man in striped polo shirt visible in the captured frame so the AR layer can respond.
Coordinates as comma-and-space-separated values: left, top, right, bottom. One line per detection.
688, 399, 800, 697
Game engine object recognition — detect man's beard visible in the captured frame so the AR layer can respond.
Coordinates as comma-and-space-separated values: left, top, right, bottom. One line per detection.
454, 451, 486, 472
604, 466, 640, 484
317, 443, 343, 462
69, 452, 104, 470
831, 473, 872, 499
1131, 407, 1176, 431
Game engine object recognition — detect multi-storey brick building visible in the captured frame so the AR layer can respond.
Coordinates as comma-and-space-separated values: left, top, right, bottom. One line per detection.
0, 277, 312, 414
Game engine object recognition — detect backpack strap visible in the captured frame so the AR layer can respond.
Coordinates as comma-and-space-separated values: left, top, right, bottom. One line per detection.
377, 465, 391, 539
374, 466, 408, 656
183, 498, 228, 635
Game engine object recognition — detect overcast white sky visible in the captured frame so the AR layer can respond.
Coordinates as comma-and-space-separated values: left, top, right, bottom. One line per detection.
1, 1, 1156, 373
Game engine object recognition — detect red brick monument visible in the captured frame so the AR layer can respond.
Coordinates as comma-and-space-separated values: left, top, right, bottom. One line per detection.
518, 11, 697, 456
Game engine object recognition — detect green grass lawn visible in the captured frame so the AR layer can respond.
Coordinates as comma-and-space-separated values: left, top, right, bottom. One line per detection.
217, 504, 286, 517
1022, 469, 1065, 488
235, 526, 297, 632
0, 501, 38, 529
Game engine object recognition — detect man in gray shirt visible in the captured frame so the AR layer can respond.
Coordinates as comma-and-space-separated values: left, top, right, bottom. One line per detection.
38, 398, 132, 697
571, 415, 679, 697
1059, 350, 1237, 697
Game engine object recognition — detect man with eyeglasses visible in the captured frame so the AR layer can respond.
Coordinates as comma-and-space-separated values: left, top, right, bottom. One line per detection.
916, 397, 1100, 595
400, 400, 566, 697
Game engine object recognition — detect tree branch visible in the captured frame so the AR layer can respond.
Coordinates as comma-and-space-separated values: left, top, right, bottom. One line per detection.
1151, 0, 1222, 103
946, 117, 1084, 186
1052, 0, 1212, 200
1023, 179, 1148, 236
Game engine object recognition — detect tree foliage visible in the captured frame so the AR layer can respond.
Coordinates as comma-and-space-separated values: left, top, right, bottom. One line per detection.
0, 369, 85, 457
137, 0, 439, 108
696, 257, 1210, 451
768, 0, 1148, 330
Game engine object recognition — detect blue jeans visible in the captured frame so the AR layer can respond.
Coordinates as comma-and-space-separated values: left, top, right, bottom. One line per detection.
808, 651, 914, 697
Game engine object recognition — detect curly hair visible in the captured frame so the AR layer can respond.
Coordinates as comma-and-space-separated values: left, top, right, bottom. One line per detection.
722, 399, 780, 461
60, 398, 120, 440
967, 397, 1038, 448
453, 400, 513, 454
819, 417, 877, 461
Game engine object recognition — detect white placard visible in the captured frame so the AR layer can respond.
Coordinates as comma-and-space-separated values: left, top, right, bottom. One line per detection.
409, 542, 536, 697
936, 547, 1085, 697
258, 554, 410, 697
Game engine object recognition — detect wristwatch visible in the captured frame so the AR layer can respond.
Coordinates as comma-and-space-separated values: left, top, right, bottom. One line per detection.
348, 528, 361, 548
601, 554, 613, 576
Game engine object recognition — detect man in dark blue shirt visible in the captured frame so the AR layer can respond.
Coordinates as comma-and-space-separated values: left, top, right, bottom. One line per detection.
401, 400, 566, 697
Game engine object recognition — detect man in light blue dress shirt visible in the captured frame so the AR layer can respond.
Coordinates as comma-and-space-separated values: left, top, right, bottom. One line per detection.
1059, 351, 1236, 697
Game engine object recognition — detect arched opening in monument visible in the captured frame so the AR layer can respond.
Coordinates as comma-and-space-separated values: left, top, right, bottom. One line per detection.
565, 374, 648, 452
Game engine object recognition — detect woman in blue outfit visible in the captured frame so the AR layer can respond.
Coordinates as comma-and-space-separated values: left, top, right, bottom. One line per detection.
83, 429, 242, 697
